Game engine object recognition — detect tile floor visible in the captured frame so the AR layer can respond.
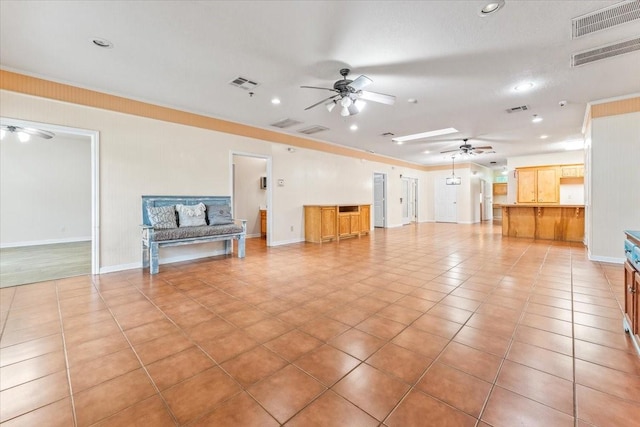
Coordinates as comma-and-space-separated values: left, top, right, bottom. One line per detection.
1, 223, 639, 426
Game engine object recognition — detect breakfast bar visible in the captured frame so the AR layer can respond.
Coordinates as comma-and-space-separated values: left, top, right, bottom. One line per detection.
501, 204, 584, 242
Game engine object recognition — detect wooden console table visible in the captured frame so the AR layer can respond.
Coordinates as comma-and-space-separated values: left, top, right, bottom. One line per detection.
304, 205, 370, 243
624, 230, 640, 355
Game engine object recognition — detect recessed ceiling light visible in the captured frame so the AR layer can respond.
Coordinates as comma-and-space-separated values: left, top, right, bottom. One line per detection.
423, 150, 430, 154
540, 134, 549, 139
350, 124, 358, 131
514, 82, 534, 92
479, 0, 505, 17
271, 98, 281, 105
92, 38, 113, 48
407, 98, 418, 104
395, 140, 404, 145
532, 114, 543, 123
392, 127, 458, 143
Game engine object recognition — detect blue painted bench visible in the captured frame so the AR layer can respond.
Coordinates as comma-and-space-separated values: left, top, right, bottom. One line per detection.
141, 196, 246, 274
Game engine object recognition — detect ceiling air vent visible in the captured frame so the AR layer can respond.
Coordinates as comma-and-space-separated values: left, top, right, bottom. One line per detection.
572, 36, 640, 66
270, 118, 302, 129
572, 0, 640, 38
229, 76, 259, 90
298, 125, 329, 135
506, 105, 529, 113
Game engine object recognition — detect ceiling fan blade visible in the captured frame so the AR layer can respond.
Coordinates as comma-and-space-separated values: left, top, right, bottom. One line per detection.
23, 127, 55, 139
474, 146, 493, 150
300, 85, 339, 93
440, 148, 460, 154
474, 150, 484, 154
348, 75, 373, 91
304, 95, 339, 111
358, 90, 396, 105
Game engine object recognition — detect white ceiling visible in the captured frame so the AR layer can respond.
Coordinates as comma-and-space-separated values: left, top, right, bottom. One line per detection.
1, 1, 639, 168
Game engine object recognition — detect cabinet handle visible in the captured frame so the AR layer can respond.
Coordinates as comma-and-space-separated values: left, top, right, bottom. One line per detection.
630, 286, 637, 294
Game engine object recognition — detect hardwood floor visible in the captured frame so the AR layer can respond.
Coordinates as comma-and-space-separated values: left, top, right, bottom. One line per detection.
0, 241, 91, 288
1, 223, 638, 426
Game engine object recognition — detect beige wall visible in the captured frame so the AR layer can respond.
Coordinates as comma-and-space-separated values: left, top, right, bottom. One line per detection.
0, 132, 91, 246
587, 109, 640, 262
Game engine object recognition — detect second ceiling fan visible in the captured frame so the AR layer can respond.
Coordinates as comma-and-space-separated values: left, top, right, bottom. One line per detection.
441, 139, 493, 156
301, 68, 396, 116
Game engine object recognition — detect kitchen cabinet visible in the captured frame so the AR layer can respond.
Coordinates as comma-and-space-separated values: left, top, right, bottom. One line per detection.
561, 164, 585, 178
360, 205, 371, 235
623, 230, 640, 355
493, 183, 507, 196
516, 167, 558, 204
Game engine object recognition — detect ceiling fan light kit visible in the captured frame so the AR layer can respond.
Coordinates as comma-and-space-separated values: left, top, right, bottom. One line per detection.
301, 68, 395, 116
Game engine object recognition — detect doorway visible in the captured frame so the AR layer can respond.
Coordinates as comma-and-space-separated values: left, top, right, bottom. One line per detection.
0, 118, 99, 287
435, 177, 457, 223
231, 152, 272, 246
373, 173, 386, 228
401, 177, 418, 225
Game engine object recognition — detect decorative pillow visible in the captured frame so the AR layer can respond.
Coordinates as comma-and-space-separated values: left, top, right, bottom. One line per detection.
147, 205, 177, 229
176, 203, 207, 227
207, 204, 233, 225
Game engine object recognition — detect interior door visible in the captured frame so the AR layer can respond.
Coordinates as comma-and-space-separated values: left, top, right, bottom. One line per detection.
401, 178, 411, 225
373, 173, 385, 227
435, 178, 457, 223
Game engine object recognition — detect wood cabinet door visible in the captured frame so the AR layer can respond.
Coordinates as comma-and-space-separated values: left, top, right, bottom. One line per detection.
338, 214, 351, 236
625, 262, 637, 334
537, 168, 558, 203
321, 208, 336, 239
493, 183, 507, 196
350, 213, 360, 235
517, 169, 537, 203
360, 205, 370, 233
634, 271, 640, 336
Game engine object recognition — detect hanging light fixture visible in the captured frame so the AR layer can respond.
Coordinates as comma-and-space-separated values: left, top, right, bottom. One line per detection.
326, 100, 337, 112
446, 156, 462, 185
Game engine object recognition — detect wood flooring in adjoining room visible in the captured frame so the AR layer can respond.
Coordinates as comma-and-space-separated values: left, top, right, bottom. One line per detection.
0, 241, 91, 288
1, 223, 639, 426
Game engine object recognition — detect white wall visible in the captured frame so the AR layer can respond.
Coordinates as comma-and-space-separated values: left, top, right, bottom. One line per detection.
233, 155, 267, 237
587, 111, 640, 262
0, 132, 91, 247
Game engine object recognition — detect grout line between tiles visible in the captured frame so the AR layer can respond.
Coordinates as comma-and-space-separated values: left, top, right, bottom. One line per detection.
55, 279, 79, 427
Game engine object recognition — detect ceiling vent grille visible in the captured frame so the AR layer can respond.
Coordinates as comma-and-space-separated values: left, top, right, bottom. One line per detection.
572, 36, 640, 66
298, 125, 329, 135
229, 76, 259, 90
270, 118, 302, 129
506, 105, 529, 113
572, 0, 640, 38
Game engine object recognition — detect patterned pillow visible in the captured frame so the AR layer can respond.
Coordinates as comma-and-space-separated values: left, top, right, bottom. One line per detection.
176, 203, 207, 227
207, 204, 233, 225
147, 205, 177, 229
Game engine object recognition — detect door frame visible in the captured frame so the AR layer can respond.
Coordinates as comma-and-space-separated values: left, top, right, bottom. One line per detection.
229, 151, 272, 246
373, 172, 387, 228
1, 117, 100, 275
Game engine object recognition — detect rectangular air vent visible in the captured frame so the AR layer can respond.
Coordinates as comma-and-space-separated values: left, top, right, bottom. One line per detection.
506, 105, 529, 113
229, 76, 259, 90
270, 118, 302, 129
298, 125, 329, 135
572, 36, 640, 66
572, 0, 640, 38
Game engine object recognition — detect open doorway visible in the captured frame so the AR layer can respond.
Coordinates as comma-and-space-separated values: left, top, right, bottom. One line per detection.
0, 118, 99, 287
231, 153, 272, 246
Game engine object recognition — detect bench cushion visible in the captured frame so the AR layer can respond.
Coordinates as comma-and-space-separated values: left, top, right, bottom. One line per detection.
152, 224, 244, 241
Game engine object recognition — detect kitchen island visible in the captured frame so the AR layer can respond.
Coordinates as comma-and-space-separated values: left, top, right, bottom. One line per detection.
502, 204, 584, 242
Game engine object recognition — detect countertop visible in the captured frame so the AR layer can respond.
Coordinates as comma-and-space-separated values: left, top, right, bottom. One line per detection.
625, 230, 640, 241
499, 204, 584, 208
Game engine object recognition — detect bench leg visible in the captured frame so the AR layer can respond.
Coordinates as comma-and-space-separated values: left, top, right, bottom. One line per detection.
224, 239, 232, 255
142, 242, 150, 269
150, 242, 160, 274
237, 235, 246, 258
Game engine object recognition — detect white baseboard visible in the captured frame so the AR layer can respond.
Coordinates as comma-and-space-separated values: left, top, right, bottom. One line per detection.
587, 252, 624, 264
1, 236, 92, 249
387, 223, 404, 228
246, 233, 261, 238
270, 237, 305, 246
100, 263, 140, 274
100, 249, 229, 274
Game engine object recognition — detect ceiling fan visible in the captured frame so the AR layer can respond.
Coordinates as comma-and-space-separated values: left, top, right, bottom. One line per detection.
301, 68, 396, 116
441, 139, 493, 156
0, 124, 55, 142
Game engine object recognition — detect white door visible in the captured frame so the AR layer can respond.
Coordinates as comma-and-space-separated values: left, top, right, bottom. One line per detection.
435, 178, 457, 223
481, 180, 493, 221
373, 173, 386, 227
401, 178, 411, 225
